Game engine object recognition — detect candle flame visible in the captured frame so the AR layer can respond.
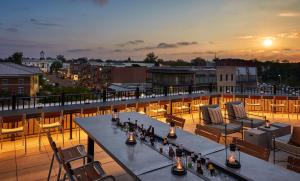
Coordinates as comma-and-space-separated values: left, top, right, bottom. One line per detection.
228, 155, 235, 164
176, 158, 183, 170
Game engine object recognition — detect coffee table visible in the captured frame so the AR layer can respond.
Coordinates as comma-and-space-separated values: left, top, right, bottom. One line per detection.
271, 122, 291, 137
258, 125, 280, 149
244, 129, 269, 148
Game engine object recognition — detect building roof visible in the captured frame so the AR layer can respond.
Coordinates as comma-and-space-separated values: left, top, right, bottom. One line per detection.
147, 66, 214, 74
0, 62, 42, 77
215, 59, 257, 67
108, 83, 147, 92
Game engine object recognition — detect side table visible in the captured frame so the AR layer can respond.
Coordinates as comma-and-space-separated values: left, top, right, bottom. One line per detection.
244, 129, 268, 148
258, 125, 280, 149
271, 122, 291, 137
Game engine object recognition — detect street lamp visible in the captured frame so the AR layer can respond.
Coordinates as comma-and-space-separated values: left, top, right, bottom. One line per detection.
278, 74, 281, 86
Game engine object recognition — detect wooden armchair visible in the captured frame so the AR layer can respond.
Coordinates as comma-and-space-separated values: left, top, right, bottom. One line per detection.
195, 124, 221, 143
165, 114, 185, 129
233, 138, 270, 161
287, 156, 300, 173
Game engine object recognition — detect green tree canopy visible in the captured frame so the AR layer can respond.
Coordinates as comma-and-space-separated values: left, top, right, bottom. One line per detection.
50, 61, 63, 74
56, 55, 66, 62
144, 52, 158, 63
191, 57, 206, 66
8, 52, 23, 64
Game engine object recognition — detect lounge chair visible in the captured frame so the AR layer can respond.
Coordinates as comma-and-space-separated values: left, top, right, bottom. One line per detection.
200, 104, 242, 140
225, 101, 266, 128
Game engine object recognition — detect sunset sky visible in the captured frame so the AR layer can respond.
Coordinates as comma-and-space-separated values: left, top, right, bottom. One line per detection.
0, 0, 299, 61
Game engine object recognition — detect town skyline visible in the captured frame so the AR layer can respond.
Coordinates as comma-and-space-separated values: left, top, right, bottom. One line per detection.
0, 0, 300, 62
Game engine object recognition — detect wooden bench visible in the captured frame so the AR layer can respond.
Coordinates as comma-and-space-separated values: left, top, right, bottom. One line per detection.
195, 124, 221, 143
233, 138, 270, 161
165, 114, 185, 129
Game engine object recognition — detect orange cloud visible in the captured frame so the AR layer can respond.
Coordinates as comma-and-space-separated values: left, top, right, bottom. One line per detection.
278, 12, 300, 17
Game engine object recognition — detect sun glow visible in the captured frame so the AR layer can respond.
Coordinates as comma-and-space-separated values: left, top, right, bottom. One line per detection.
263, 39, 273, 47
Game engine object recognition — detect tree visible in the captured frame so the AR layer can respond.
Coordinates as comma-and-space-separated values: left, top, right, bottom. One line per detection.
157, 58, 164, 65
191, 57, 206, 66
50, 61, 63, 74
56, 55, 66, 62
8, 52, 23, 64
144, 52, 158, 63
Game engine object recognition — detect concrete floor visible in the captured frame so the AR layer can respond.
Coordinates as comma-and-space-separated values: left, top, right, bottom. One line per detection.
0, 111, 299, 181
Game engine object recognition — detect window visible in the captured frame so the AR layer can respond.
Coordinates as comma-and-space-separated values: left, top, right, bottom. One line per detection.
219, 74, 222, 81
18, 78, 24, 84
18, 87, 24, 95
2, 79, 8, 85
2, 86, 8, 93
225, 74, 228, 81
231, 74, 233, 81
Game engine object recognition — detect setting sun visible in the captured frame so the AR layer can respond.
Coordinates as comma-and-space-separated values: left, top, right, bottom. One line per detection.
263, 39, 273, 47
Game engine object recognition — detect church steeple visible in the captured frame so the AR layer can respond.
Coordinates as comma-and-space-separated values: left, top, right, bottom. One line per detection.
40, 51, 46, 60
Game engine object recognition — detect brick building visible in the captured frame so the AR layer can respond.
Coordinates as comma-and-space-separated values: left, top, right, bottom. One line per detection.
146, 66, 216, 89
0, 63, 42, 96
75, 63, 148, 91
215, 59, 258, 92
111, 67, 147, 84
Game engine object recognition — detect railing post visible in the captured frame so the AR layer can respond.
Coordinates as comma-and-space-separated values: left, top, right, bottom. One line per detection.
163, 86, 168, 96
241, 84, 244, 94
12, 94, 16, 110
188, 85, 192, 94
102, 89, 107, 102
209, 96, 213, 105
135, 86, 140, 99
209, 83, 213, 93
61, 92, 65, 106
273, 85, 277, 95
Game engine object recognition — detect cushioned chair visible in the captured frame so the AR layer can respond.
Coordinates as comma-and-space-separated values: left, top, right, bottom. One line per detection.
0, 115, 27, 153
200, 104, 242, 136
39, 111, 64, 150
225, 101, 266, 128
150, 100, 169, 118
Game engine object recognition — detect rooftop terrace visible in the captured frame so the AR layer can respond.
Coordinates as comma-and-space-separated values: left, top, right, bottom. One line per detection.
0, 86, 300, 180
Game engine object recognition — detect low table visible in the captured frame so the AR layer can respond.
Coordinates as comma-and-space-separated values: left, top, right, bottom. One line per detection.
244, 129, 269, 148
271, 122, 291, 137
258, 126, 280, 149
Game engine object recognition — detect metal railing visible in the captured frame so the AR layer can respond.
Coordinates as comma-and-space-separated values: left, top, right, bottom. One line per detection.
0, 85, 299, 111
